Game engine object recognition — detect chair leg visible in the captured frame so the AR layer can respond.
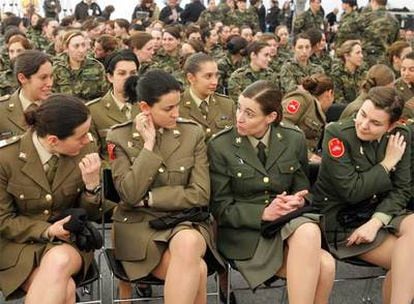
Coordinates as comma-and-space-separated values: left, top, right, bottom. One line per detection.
361, 279, 374, 303
216, 272, 220, 304
227, 264, 232, 304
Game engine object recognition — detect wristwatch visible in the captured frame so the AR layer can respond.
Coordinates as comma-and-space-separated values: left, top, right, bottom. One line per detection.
85, 185, 102, 195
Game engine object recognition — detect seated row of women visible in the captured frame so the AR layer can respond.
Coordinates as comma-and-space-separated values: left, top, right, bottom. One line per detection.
0, 68, 413, 304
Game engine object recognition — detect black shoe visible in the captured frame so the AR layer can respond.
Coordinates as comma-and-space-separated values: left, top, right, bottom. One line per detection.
219, 289, 237, 304
135, 284, 153, 298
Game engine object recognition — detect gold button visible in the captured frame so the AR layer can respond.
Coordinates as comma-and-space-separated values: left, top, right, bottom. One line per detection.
99, 207, 103, 212
43, 209, 50, 215
77, 188, 81, 193
180, 166, 185, 171
265, 199, 269, 204
45, 194, 52, 202
123, 217, 128, 222
237, 172, 242, 177
290, 166, 294, 171
158, 167, 165, 173
19, 194, 25, 199
324, 197, 328, 201
263, 177, 270, 183
206, 128, 211, 133
356, 165, 360, 169
264, 191, 269, 195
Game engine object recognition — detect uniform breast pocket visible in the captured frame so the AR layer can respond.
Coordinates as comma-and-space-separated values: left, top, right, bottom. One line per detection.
6, 182, 42, 212
215, 116, 233, 130
303, 117, 322, 139
277, 160, 301, 187
167, 157, 195, 185
229, 165, 255, 191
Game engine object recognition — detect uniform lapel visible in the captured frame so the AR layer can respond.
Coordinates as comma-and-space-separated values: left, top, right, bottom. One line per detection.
234, 132, 267, 176
361, 140, 376, 165
181, 90, 209, 127
103, 93, 127, 123
51, 155, 77, 191
7, 92, 26, 132
266, 126, 287, 170
159, 128, 180, 161
19, 132, 50, 192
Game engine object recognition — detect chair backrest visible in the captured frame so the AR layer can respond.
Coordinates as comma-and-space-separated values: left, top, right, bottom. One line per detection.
102, 168, 121, 203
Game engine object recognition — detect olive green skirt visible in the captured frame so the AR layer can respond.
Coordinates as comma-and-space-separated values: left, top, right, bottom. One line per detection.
234, 213, 321, 290
121, 221, 224, 280
0, 242, 93, 301
327, 214, 407, 260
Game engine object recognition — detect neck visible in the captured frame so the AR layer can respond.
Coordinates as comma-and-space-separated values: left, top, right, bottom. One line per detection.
21, 88, 35, 102
113, 90, 126, 103
192, 88, 209, 101
345, 61, 357, 73
296, 57, 308, 66
38, 135, 54, 154
250, 62, 262, 72
69, 57, 81, 70
254, 125, 269, 139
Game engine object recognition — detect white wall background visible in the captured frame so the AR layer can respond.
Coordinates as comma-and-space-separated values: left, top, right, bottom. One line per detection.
2, 0, 413, 20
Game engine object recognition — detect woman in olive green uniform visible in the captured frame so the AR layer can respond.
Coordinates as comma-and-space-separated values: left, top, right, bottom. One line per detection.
313, 87, 414, 303
0, 95, 102, 302
209, 80, 335, 303
282, 73, 334, 163
106, 70, 223, 304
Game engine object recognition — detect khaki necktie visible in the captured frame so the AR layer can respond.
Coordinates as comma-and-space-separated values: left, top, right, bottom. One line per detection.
46, 155, 59, 185
199, 100, 209, 118
121, 105, 131, 120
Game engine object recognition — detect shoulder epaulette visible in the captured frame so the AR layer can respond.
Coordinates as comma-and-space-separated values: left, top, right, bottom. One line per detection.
279, 121, 303, 133
0, 94, 11, 102
214, 92, 231, 99
0, 135, 21, 148
86, 98, 101, 107
176, 117, 199, 125
111, 120, 133, 130
209, 126, 234, 141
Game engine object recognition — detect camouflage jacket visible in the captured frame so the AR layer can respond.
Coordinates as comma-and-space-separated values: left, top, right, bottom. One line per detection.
395, 78, 414, 103
0, 69, 18, 97
309, 52, 333, 76
293, 8, 325, 35
279, 59, 324, 94
52, 54, 109, 102
331, 61, 367, 104
152, 50, 186, 88
227, 9, 259, 31
277, 44, 293, 62
335, 10, 360, 48
227, 64, 279, 102
217, 54, 248, 95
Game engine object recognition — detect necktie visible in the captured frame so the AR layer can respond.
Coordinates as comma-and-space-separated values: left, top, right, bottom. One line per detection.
199, 100, 208, 118
46, 155, 59, 185
257, 141, 267, 166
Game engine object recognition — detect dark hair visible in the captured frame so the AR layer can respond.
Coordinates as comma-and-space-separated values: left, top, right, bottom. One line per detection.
293, 33, 311, 47
387, 40, 410, 64
115, 18, 130, 31
241, 80, 283, 125
14, 50, 52, 85
305, 28, 323, 48
60, 15, 75, 27
258, 33, 280, 44
95, 34, 120, 53
105, 49, 139, 74
360, 64, 395, 93
4, 28, 26, 44
124, 70, 181, 105
185, 39, 205, 53
184, 52, 215, 75
201, 28, 214, 43
7, 36, 32, 51
226, 35, 248, 55
128, 32, 153, 50
163, 26, 181, 40
62, 30, 84, 48
402, 51, 414, 61
25, 94, 90, 139
2, 16, 23, 34
366, 86, 403, 124
246, 41, 269, 58
302, 73, 334, 96
185, 24, 201, 39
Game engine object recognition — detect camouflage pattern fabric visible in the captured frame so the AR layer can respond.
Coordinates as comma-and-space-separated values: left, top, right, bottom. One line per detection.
309, 52, 333, 76
217, 54, 248, 95
331, 61, 367, 104
0, 69, 18, 97
335, 10, 360, 48
279, 59, 324, 93
293, 9, 325, 35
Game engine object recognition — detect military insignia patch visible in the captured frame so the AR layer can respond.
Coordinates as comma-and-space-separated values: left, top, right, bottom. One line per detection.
107, 143, 116, 160
286, 100, 300, 114
328, 138, 345, 158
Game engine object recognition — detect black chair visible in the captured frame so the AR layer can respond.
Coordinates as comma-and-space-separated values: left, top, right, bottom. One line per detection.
76, 259, 102, 304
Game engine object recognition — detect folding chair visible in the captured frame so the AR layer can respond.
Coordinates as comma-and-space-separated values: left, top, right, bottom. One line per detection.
334, 257, 386, 304
76, 259, 102, 304
225, 262, 287, 304
102, 168, 221, 303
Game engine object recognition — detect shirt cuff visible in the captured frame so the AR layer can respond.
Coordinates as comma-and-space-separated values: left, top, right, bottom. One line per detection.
372, 212, 392, 226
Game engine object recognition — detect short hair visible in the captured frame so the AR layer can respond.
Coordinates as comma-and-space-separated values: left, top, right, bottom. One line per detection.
293, 33, 311, 47
226, 35, 248, 55
114, 18, 130, 31
258, 33, 280, 43
246, 41, 269, 57
402, 51, 414, 61
387, 40, 410, 64
25, 94, 90, 140
305, 28, 323, 48
241, 80, 283, 125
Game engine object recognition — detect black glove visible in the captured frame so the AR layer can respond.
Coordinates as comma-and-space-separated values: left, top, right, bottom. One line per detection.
149, 207, 210, 230
73, 222, 103, 252
48, 208, 88, 234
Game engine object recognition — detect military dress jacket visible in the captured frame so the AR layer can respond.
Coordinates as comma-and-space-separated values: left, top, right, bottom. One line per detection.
313, 118, 412, 242
0, 132, 101, 297
394, 78, 414, 103
0, 90, 27, 140
87, 91, 139, 159
179, 89, 235, 139
52, 54, 109, 102
282, 90, 326, 153
208, 123, 310, 260
106, 118, 211, 261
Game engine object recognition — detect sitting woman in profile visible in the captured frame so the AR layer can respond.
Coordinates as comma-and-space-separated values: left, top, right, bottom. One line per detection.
208, 80, 335, 304
313, 86, 414, 303
106, 70, 224, 304
0, 95, 102, 303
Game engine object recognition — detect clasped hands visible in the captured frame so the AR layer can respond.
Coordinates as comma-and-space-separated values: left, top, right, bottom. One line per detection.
262, 190, 308, 221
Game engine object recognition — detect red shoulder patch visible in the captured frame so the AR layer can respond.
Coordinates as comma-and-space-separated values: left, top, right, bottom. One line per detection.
286, 99, 300, 114
107, 143, 116, 161
328, 138, 345, 158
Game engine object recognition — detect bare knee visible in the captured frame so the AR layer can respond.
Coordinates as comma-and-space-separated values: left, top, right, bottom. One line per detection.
65, 278, 76, 303
289, 223, 321, 246
320, 250, 336, 278
41, 245, 81, 277
199, 259, 208, 279
169, 230, 206, 260
398, 215, 414, 238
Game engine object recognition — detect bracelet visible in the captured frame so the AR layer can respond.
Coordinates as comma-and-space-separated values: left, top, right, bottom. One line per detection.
85, 185, 102, 195
143, 192, 150, 208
